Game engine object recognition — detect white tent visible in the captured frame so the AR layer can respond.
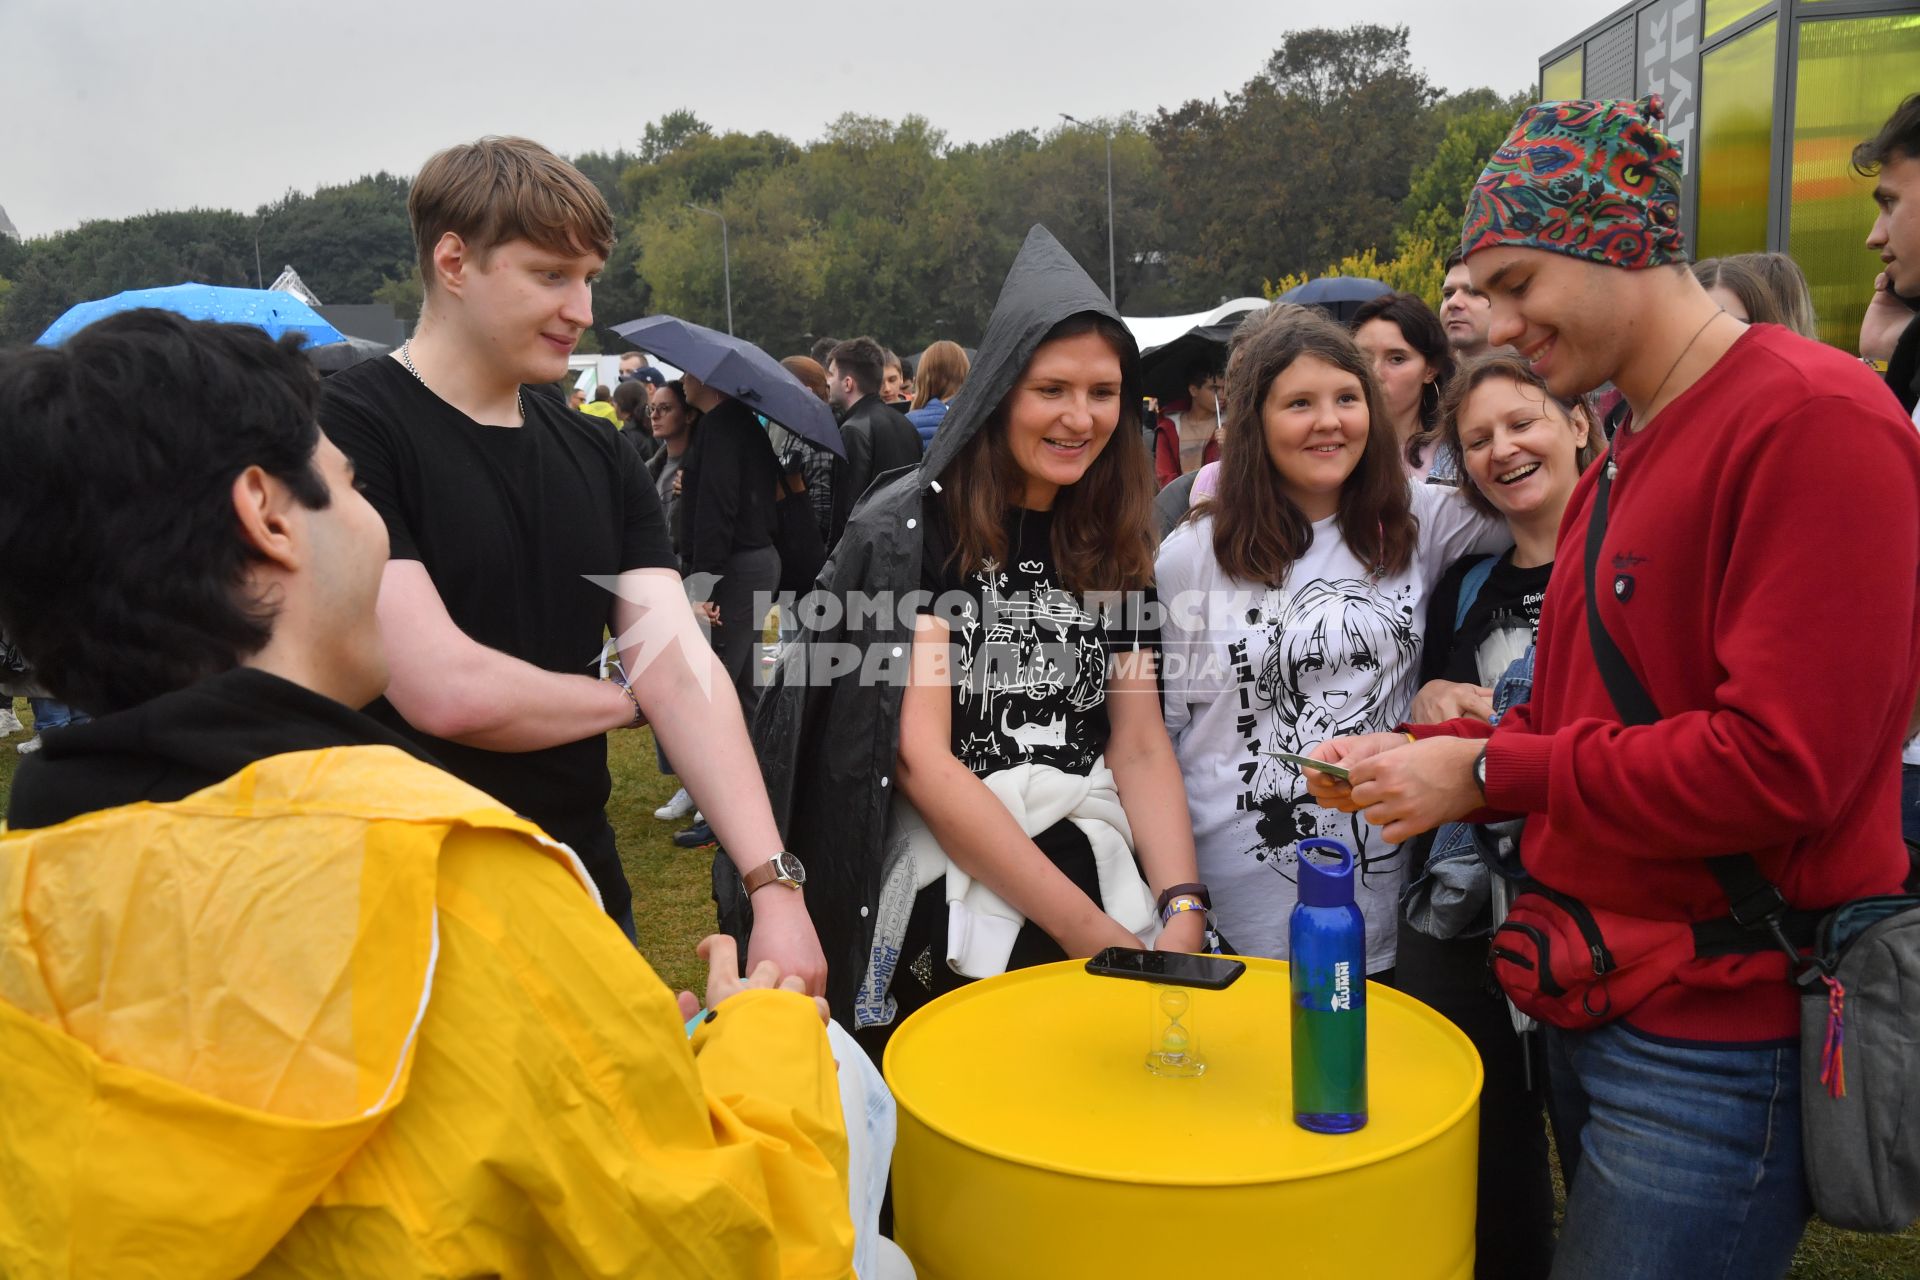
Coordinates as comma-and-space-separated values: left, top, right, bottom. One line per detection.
1120, 296, 1269, 354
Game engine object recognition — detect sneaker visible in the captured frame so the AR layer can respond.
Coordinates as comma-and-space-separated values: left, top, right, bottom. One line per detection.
16, 735, 41, 756
0, 707, 20, 735
653, 787, 695, 821
673, 819, 716, 849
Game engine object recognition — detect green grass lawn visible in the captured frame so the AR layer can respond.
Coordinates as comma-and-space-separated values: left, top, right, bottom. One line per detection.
2, 697, 1916, 1274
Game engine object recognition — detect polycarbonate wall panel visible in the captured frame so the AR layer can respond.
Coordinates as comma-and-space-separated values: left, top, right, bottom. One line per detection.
1695, 19, 1778, 260
1789, 14, 1920, 349
1705, 0, 1771, 40
1542, 49, 1585, 99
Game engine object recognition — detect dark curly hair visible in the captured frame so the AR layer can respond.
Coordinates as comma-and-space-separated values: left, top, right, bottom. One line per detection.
0, 309, 330, 713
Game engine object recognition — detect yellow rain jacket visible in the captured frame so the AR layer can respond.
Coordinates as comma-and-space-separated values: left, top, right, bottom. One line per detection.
0, 746, 853, 1278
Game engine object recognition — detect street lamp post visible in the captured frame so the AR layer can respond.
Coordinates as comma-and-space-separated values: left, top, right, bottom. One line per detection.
1059, 113, 1116, 306
253, 214, 269, 289
686, 203, 733, 335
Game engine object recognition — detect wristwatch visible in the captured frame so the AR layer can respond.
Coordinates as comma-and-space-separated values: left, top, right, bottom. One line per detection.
742, 851, 808, 895
1472, 746, 1490, 799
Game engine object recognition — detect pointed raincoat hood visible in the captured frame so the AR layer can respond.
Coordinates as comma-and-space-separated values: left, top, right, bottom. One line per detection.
916, 224, 1138, 481
747, 226, 1139, 1019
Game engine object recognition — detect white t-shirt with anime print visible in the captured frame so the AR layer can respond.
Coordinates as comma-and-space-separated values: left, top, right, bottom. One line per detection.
1155, 484, 1508, 973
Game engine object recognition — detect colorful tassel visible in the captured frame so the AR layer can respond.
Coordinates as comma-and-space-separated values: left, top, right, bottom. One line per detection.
1819, 976, 1847, 1100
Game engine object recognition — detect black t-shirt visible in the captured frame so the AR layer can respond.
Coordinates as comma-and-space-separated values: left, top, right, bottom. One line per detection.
917, 506, 1156, 777
319, 358, 677, 845
1419, 549, 1554, 687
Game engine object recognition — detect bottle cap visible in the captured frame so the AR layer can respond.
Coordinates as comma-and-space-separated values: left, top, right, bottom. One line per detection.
1296, 839, 1356, 907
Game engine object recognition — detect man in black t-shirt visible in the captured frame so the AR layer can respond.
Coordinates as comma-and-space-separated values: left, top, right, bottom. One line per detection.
319, 137, 825, 991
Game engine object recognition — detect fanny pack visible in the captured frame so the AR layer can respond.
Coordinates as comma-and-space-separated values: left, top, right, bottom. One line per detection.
1494, 454, 1920, 1233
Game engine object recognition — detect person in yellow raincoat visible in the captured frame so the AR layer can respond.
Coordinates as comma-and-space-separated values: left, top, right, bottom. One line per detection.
0, 310, 857, 1278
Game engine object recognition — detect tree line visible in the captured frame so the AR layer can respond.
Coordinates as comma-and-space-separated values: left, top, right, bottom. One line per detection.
0, 27, 1528, 357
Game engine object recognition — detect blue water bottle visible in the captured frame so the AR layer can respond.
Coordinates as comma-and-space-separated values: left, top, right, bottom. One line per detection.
1290, 838, 1368, 1133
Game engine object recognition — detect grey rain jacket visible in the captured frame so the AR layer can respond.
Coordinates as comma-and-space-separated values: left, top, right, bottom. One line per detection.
739, 225, 1141, 1021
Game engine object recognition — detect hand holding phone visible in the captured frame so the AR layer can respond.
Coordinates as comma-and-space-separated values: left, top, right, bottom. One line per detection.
1264, 750, 1351, 781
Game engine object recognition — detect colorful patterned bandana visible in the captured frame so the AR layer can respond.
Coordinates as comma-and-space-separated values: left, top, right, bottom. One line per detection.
1461, 96, 1686, 270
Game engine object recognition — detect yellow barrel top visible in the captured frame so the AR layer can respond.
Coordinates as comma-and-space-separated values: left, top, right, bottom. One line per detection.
883, 956, 1482, 1187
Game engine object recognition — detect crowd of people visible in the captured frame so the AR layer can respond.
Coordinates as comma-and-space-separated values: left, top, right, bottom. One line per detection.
0, 89, 1917, 1279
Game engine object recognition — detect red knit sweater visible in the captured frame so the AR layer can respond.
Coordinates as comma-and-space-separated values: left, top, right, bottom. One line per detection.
1414, 325, 1920, 1043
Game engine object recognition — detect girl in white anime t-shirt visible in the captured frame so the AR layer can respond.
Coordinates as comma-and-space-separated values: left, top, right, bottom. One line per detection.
1156, 305, 1504, 974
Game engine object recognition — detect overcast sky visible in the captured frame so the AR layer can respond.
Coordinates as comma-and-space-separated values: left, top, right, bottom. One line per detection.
3, 0, 1623, 238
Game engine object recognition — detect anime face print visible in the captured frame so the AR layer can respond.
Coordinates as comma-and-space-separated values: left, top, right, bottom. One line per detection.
1238, 577, 1418, 888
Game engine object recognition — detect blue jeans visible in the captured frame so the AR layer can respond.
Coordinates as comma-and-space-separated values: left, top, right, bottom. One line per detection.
1545, 1022, 1809, 1280
28, 699, 87, 732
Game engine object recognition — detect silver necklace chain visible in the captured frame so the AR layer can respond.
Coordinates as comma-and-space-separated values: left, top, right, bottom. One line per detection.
400, 341, 524, 419
1641, 308, 1726, 429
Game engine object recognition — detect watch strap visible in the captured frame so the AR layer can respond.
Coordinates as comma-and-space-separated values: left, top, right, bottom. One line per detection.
742, 853, 801, 895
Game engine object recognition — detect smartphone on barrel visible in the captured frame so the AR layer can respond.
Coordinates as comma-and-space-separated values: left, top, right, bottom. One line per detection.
1086, 947, 1245, 990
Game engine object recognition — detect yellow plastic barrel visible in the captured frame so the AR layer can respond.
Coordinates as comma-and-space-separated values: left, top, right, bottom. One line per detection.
884, 957, 1482, 1279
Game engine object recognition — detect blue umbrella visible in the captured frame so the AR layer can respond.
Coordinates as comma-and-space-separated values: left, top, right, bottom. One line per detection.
611, 314, 845, 458
1276, 276, 1392, 324
36, 284, 348, 348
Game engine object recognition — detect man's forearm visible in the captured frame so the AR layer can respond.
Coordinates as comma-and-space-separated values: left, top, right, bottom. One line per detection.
391, 642, 633, 751
642, 655, 788, 870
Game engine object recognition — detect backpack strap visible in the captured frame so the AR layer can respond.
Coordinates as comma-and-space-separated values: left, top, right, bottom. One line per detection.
1584, 459, 1804, 965
1454, 555, 1500, 634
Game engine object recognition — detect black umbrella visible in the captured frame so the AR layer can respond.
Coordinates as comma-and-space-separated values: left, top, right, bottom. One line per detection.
1139, 321, 1240, 405
610, 315, 845, 457
1276, 276, 1392, 324
304, 334, 393, 374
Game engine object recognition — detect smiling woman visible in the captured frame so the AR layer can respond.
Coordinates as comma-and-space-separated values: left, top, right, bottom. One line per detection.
751, 227, 1207, 1065
1154, 303, 1507, 980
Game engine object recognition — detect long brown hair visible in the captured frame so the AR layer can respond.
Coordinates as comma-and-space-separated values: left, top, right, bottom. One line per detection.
939, 314, 1155, 593
1437, 353, 1603, 518
1203, 304, 1415, 586
912, 340, 970, 411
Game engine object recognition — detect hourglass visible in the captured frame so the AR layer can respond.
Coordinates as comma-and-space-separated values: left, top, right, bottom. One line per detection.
1145, 983, 1206, 1078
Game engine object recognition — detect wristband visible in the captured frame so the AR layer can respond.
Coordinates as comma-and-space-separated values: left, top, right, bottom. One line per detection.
1161, 896, 1205, 925
1405, 732, 1418, 744
614, 679, 645, 728
1155, 882, 1211, 916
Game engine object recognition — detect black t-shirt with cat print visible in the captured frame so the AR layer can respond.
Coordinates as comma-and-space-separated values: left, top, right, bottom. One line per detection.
918, 506, 1154, 778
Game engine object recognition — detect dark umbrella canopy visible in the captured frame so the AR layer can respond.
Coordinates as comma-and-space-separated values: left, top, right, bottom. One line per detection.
609, 315, 845, 458
1139, 320, 1241, 405
1276, 275, 1392, 324
305, 334, 393, 374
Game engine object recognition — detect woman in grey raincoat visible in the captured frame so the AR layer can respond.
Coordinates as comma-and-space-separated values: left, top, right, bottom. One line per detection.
744, 227, 1205, 1045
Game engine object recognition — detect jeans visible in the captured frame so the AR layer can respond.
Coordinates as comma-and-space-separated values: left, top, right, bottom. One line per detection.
28, 698, 87, 732
1544, 1022, 1809, 1280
